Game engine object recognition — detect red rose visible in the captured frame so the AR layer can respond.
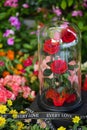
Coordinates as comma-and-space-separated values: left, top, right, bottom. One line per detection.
45, 88, 59, 100
65, 94, 76, 103
43, 39, 60, 54
83, 75, 87, 91
61, 27, 76, 43
51, 59, 68, 74
53, 96, 65, 106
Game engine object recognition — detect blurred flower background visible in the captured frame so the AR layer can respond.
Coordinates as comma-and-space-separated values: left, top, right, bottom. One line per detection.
0, 0, 87, 129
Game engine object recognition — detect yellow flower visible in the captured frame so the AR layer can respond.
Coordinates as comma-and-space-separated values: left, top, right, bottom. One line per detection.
0, 43, 3, 48
9, 109, 18, 118
20, 111, 26, 114
57, 126, 66, 130
16, 121, 24, 130
0, 105, 7, 114
19, 57, 24, 62
72, 116, 81, 124
24, 119, 31, 123
0, 116, 6, 127
7, 100, 13, 106
29, 73, 37, 83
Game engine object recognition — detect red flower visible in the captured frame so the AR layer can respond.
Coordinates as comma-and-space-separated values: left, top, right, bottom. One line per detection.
65, 93, 76, 103
43, 39, 60, 54
61, 27, 76, 43
53, 96, 65, 106
33, 71, 38, 76
45, 88, 59, 100
23, 57, 32, 67
51, 59, 68, 74
83, 75, 87, 91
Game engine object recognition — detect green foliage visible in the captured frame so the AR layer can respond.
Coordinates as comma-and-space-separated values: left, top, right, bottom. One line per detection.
29, 124, 49, 130
0, 0, 37, 55
26, 0, 87, 62
1, 0, 86, 62
61, 0, 67, 10
43, 69, 52, 76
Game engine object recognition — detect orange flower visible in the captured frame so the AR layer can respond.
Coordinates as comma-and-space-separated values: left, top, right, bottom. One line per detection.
7, 50, 14, 60
17, 51, 23, 56
0, 51, 5, 56
13, 69, 22, 75
16, 64, 23, 70
2, 71, 10, 77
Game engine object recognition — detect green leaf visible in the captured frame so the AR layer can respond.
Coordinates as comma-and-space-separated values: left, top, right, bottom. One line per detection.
25, 66, 33, 73
78, 21, 84, 30
23, 44, 33, 49
15, 39, 21, 42
61, 0, 67, 10
43, 69, 52, 76
0, 31, 3, 39
68, 0, 73, 7
81, 126, 87, 130
72, 124, 79, 130
63, 73, 69, 78
0, 12, 7, 20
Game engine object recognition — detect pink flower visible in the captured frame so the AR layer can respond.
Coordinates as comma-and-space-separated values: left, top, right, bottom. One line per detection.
72, 10, 83, 17
68, 70, 79, 85
7, 37, 14, 45
11, 85, 21, 96
30, 31, 36, 35
52, 6, 62, 16
0, 75, 35, 103
60, 22, 69, 28
53, 32, 61, 41
0, 78, 4, 87
22, 86, 31, 98
6, 90, 16, 100
23, 57, 32, 67
68, 60, 76, 66
0, 87, 7, 103
34, 62, 39, 71
0, 61, 5, 66
33, 62, 38, 76
41, 56, 51, 71
22, 3, 29, 8
3, 75, 12, 86
4, 0, 18, 7
83, 0, 87, 8
9, 16, 21, 30
30, 91, 36, 99
11, 75, 26, 86
83, 2, 87, 7
3, 29, 14, 37
3, 75, 26, 87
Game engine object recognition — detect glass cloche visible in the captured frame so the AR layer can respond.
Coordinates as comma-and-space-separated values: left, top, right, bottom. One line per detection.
37, 21, 82, 112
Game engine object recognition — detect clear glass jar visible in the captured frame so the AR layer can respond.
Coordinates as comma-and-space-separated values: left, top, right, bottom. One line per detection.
38, 21, 82, 112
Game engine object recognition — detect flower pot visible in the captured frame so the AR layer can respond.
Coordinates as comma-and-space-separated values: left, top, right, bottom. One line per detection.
38, 21, 82, 112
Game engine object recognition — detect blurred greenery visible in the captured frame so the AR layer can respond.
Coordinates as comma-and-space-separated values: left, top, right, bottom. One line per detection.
27, 0, 87, 62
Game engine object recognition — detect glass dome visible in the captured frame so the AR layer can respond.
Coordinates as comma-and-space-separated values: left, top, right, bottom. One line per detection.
37, 21, 82, 112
